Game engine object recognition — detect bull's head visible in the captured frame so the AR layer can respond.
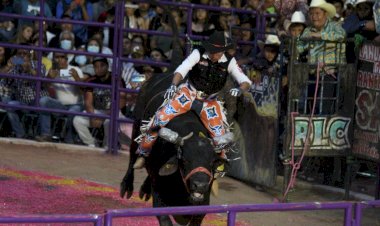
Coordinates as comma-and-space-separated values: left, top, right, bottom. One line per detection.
158, 128, 226, 203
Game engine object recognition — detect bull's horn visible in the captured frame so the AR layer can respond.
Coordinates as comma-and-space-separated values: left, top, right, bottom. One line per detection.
211, 180, 219, 197
158, 128, 179, 143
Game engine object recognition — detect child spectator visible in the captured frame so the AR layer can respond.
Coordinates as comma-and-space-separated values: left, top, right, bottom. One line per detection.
284, 11, 306, 37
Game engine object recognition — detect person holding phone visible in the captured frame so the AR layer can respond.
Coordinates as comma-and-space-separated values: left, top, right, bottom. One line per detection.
2, 45, 48, 139
35, 52, 85, 143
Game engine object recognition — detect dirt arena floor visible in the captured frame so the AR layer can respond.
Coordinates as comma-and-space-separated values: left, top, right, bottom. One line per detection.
0, 138, 379, 226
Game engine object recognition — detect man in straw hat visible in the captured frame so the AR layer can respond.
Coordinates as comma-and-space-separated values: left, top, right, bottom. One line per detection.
133, 30, 252, 169
297, 0, 346, 76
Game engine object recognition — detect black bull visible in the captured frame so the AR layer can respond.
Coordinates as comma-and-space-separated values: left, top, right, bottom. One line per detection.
120, 73, 225, 226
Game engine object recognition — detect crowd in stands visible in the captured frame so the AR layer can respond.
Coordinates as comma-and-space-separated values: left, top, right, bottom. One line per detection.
0, 0, 379, 152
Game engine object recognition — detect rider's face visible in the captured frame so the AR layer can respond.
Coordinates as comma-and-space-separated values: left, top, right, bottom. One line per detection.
208, 51, 224, 62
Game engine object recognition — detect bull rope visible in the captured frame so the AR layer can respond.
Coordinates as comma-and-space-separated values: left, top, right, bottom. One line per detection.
281, 62, 324, 201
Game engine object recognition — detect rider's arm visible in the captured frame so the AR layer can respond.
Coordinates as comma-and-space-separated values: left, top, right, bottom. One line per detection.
228, 57, 252, 92
173, 49, 201, 80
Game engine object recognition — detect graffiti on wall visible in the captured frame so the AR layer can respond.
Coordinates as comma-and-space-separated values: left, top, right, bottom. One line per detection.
248, 72, 279, 118
353, 43, 380, 162
291, 116, 351, 150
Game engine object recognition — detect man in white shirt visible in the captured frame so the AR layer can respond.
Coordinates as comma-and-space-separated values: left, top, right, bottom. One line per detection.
35, 52, 84, 143
134, 31, 252, 169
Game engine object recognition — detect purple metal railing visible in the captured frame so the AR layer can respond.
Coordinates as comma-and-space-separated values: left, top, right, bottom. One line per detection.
0, 214, 103, 226
2, 200, 380, 225
104, 202, 354, 226
354, 200, 380, 226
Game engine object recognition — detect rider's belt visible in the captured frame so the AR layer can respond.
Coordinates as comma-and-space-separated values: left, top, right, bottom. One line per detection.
187, 82, 217, 100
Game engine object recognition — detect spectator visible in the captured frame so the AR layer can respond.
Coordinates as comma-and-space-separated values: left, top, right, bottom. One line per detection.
124, 1, 139, 39
1, 45, 48, 138
149, 47, 168, 73
150, 9, 185, 59
0, 0, 17, 42
136, 2, 155, 31
11, 24, 34, 44
329, 0, 344, 22
235, 18, 256, 65
122, 45, 145, 83
14, 0, 53, 28
219, 0, 233, 14
56, 0, 93, 42
0, 46, 11, 103
35, 52, 84, 143
31, 34, 53, 72
0, 46, 10, 68
343, 0, 356, 18
274, 0, 309, 21
95, 7, 115, 48
73, 57, 126, 148
33, 20, 56, 45
343, 0, 377, 62
149, 5, 164, 31
298, 0, 346, 72
88, 32, 113, 69
284, 11, 307, 37
48, 14, 83, 48
55, 30, 76, 62
249, 35, 281, 107
121, 35, 132, 57
92, 0, 114, 21
191, 8, 216, 36
242, 0, 260, 10
131, 35, 146, 59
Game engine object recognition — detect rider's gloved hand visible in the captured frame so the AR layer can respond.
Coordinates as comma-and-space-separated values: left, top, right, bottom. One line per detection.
229, 88, 242, 97
164, 84, 179, 100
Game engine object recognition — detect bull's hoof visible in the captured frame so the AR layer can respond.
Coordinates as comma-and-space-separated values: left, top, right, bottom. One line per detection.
120, 181, 134, 199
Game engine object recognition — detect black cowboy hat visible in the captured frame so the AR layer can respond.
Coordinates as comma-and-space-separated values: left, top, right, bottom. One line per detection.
202, 31, 232, 54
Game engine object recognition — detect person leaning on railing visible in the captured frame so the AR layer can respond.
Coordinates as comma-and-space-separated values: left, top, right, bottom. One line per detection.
297, 0, 346, 75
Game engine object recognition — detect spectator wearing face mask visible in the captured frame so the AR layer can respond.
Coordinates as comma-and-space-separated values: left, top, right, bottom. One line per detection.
48, 14, 83, 48
48, 30, 76, 63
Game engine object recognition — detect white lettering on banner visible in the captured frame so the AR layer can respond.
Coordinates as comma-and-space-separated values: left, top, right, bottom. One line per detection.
355, 90, 380, 131
292, 117, 351, 150
359, 44, 380, 62
374, 62, 380, 74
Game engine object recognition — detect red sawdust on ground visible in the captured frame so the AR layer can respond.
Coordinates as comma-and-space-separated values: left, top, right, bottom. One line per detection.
0, 168, 251, 226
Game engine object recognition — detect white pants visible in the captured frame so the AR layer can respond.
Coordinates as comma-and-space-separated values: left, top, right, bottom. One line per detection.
73, 110, 126, 147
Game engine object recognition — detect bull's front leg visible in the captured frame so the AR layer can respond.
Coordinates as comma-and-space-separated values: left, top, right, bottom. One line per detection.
153, 192, 173, 226
120, 121, 141, 199
139, 176, 152, 201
